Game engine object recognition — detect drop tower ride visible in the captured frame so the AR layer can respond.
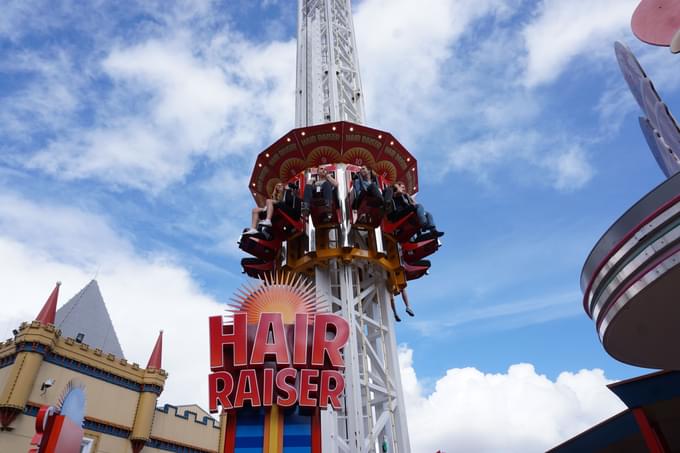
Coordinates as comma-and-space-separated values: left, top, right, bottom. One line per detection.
239, 2, 443, 451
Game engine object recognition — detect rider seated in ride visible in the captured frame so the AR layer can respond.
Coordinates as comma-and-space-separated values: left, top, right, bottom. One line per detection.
302, 167, 338, 220
352, 165, 382, 208
244, 182, 285, 235
386, 181, 443, 238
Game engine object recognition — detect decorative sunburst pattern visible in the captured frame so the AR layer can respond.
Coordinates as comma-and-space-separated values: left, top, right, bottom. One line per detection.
343, 147, 375, 167
279, 158, 307, 180
306, 146, 342, 166
227, 272, 329, 324
57, 379, 86, 426
266, 178, 282, 197
374, 160, 397, 184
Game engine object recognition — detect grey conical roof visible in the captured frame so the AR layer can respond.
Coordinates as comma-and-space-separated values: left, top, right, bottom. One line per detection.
55, 280, 125, 358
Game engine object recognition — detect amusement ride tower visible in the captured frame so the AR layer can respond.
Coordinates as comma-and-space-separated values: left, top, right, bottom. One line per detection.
239, 1, 442, 451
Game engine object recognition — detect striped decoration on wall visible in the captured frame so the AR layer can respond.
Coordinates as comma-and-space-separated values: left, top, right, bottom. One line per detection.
223, 406, 321, 453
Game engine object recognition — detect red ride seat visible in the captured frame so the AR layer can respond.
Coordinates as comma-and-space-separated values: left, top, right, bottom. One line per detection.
353, 191, 384, 228
241, 257, 275, 279
401, 237, 439, 263
310, 193, 340, 226
383, 207, 422, 243
238, 233, 281, 261
271, 204, 303, 240
403, 259, 430, 280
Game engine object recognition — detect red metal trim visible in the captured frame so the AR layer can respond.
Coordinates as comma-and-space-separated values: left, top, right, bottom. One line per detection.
36, 283, 60, 325
311, 408, 322, 453
595, 241, 680, 331
224, 411, 237, 453
0, 407, 20, 429
632, 408, 667, 453
146, 331, 163, 369
249, 121, 419, 202
382, 211, 416, 234
583, 193, 680, 316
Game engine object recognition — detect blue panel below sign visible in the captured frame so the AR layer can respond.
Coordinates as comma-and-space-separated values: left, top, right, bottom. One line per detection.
235, 409, 265, 452
283, 409, 313, 453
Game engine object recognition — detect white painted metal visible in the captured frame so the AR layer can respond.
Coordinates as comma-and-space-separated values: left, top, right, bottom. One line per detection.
295, 0, 410, 453
296, 0, 366, 127
316, 261, 410, 452
297, 1, 410, 450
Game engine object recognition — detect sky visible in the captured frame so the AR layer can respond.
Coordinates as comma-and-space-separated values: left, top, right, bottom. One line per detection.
0, 0, 678, 451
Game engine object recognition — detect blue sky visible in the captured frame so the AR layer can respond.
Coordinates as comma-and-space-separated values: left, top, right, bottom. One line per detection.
1, 0, 677, 450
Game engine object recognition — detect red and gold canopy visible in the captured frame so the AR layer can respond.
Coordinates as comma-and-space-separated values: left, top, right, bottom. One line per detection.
248, 121, 419, 202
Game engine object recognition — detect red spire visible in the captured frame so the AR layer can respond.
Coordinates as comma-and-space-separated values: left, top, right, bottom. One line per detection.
146, 330, 163, 369
35, 282, 61, 325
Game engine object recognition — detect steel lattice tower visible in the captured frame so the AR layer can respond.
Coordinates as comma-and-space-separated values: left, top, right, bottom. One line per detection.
241, 0, 430, 450
296, 1, 410, 452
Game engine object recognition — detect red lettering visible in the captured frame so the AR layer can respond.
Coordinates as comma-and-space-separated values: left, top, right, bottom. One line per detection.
250, 313, 290, 365
299, 369, 319, 407
276, 368, 298, 407
319, 370, 344, 410
310, 314, 349, 368
208, 372, 234, 413
293, 313, 309, 366
233, 369, 261, 408
262, 368, 274, 406
210, 314, 248, 369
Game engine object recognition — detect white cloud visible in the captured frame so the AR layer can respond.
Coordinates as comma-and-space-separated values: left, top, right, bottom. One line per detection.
443, 131, 594, 191
0, 191, 226, 407
24, 33, 295, 192
352, 0, 599, 192
3, 4, 296, 193
2, 0, 612, 194
523, 0, 638, 87
0, 49, 83, 139
409, 290, 582, 339
551, 146, 594, 191
399, 346, 626, 452
354, 0, 516, 133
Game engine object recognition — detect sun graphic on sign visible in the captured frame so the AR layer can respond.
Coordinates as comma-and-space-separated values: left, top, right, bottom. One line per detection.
227, 272, 328, 324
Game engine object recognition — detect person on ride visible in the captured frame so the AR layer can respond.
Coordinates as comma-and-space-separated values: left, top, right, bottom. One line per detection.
352, 165, 382, 207
389, 289, 415, 322
390, 181, 443, 238
244, 182, 285, 235
302, 167, 338, 218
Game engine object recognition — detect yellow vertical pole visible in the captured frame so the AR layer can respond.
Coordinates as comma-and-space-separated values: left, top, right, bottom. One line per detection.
263, 404, 283, 453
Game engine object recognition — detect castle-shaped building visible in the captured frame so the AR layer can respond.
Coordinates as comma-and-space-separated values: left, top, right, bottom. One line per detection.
0, 280, 226, 453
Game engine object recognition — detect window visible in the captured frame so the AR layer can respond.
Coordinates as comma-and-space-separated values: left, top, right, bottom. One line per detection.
80, 437, 94, 453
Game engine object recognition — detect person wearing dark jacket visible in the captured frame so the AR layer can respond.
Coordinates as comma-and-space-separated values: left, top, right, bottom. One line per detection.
352, 165, 382, 204
387, 181, 443, 237
302, 167, 338, 216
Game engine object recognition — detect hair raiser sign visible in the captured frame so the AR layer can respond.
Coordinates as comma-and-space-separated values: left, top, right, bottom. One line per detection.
207, 275, 350, 413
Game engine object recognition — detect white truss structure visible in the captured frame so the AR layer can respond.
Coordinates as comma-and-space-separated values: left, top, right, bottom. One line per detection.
296, 1, 411, 451
296, 0, 365, 126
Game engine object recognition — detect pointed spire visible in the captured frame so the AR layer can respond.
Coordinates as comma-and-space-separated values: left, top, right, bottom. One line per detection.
146, 330, 163, 369
35, 282, 61, 325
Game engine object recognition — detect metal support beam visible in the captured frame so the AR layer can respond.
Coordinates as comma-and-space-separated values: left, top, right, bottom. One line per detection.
297, 1, 411, 451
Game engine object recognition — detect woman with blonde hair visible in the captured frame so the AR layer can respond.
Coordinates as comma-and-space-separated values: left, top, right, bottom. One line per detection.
244, 182, 285, 235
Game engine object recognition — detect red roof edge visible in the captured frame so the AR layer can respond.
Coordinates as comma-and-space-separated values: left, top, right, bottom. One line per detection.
35, 282, 61, 324
146, 330, 163, 369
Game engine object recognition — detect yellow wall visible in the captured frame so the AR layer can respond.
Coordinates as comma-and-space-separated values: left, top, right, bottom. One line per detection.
28, 361, 139, 428
0, 322, 221, 453
152, 405, 220, 452
0, 365, 11, 390
0, 410, 33, 452
85, 430, 135, 453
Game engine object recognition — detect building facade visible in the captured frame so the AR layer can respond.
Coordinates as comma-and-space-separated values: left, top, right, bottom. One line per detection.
0, 281, 225, 453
